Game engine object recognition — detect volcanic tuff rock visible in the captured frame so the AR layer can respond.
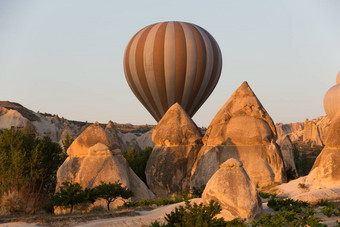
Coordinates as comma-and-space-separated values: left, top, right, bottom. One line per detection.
202, 159, 262, 221
276, 116, 330, 147
305, 113, 340, 188
280, 135, 297, 175
152, 103, 202, 146
67, 122, 122, 157
0, 101, 155, 151
56, 122, 155, 211
191, 81, 286, 188
145, 103, 202, 197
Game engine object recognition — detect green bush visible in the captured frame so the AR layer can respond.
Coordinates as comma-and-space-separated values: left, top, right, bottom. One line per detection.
317, 199, 331, 206
267, 197, 309, 212
252, 209, 323, 227
191, 185, 205, 198
149, 200, 244, 227
122, 147, 152, 184
321, 206, 336, 217
285, 167, 298, 181
258, 191, 276, 199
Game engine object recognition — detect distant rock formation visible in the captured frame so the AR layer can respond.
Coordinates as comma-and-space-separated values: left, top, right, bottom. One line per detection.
0, 101, 155, 151
280, 135, 297, 176
304, 72, 340, 188
276, 116, 330, 147
56, 122, 155, 210
191, 82, 286, 189
202, 159, 262, 221
273, 73, 340, 202
145, 103, 202, 197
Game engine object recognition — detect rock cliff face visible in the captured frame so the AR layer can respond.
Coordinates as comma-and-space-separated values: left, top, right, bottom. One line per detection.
191, 82, 286, 188
56, 122, 155, 210
202, 159, 262, 221
145, 103, 202, 197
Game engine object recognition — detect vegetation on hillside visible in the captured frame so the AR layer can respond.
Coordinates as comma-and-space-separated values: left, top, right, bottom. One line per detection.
122, 147, 152, 184
0, 127, 66, 214
293, 146, 322, 176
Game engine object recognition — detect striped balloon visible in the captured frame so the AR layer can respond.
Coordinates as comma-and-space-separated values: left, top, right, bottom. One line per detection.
123, 21, 222, 122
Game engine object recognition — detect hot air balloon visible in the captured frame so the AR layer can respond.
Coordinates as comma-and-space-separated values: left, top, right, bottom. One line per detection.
123, 21, 222, 121
324, 71, 340, 120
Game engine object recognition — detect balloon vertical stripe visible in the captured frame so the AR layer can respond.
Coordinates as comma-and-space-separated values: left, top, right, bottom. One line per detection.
164, 22, 176, 107
153, 22, 168, 111
124, 21, 222, 122
174, 22, 187, 104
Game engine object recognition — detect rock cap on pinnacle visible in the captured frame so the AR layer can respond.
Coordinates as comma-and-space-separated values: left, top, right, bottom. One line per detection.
203, 81, 277, 146
67, 122, 121, 157
152, 103, 202, 146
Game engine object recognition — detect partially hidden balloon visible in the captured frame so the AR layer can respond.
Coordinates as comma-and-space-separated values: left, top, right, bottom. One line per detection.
123, 21, 222, 121
324, 71, 340, 120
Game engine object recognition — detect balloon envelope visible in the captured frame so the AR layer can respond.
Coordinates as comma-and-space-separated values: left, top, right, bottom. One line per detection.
123, 21, 222, 121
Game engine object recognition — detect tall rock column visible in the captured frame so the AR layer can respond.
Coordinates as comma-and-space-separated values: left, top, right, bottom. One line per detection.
191, 81, 286, 189
145, 103, 202, 197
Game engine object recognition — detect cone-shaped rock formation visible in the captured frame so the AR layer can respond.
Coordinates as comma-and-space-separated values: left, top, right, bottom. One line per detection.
145, 103, 202, 197
56, 122, 154, 212
191, 82, 286, 188
152, 103, 202, 146
67, 121, 122, 157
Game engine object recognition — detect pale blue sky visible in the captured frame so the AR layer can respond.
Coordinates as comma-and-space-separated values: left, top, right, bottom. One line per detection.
1, 0, 340, 127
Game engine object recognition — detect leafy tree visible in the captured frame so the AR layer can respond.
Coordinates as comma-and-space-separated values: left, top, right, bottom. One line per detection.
122, 147, 152, 184
95, 181, 133, 210
52, 181, 87, 213
0, 127, 65, 213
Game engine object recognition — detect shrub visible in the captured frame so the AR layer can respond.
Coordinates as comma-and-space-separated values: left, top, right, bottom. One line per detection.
298, 183, 308, 189
258, 191, 276, 199
285, 167, 297, 181
122, 147, 152, 184
252, 209, 323, 227
321, 206, 336, 217
317, 199, 331, 206
267, 197, 309, 212
95, 181, 133, 211
191, 185, 205, 198
149, 200, 234, 227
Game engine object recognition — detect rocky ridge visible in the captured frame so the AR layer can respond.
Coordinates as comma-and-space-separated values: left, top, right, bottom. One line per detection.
0, 101, 155, 151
